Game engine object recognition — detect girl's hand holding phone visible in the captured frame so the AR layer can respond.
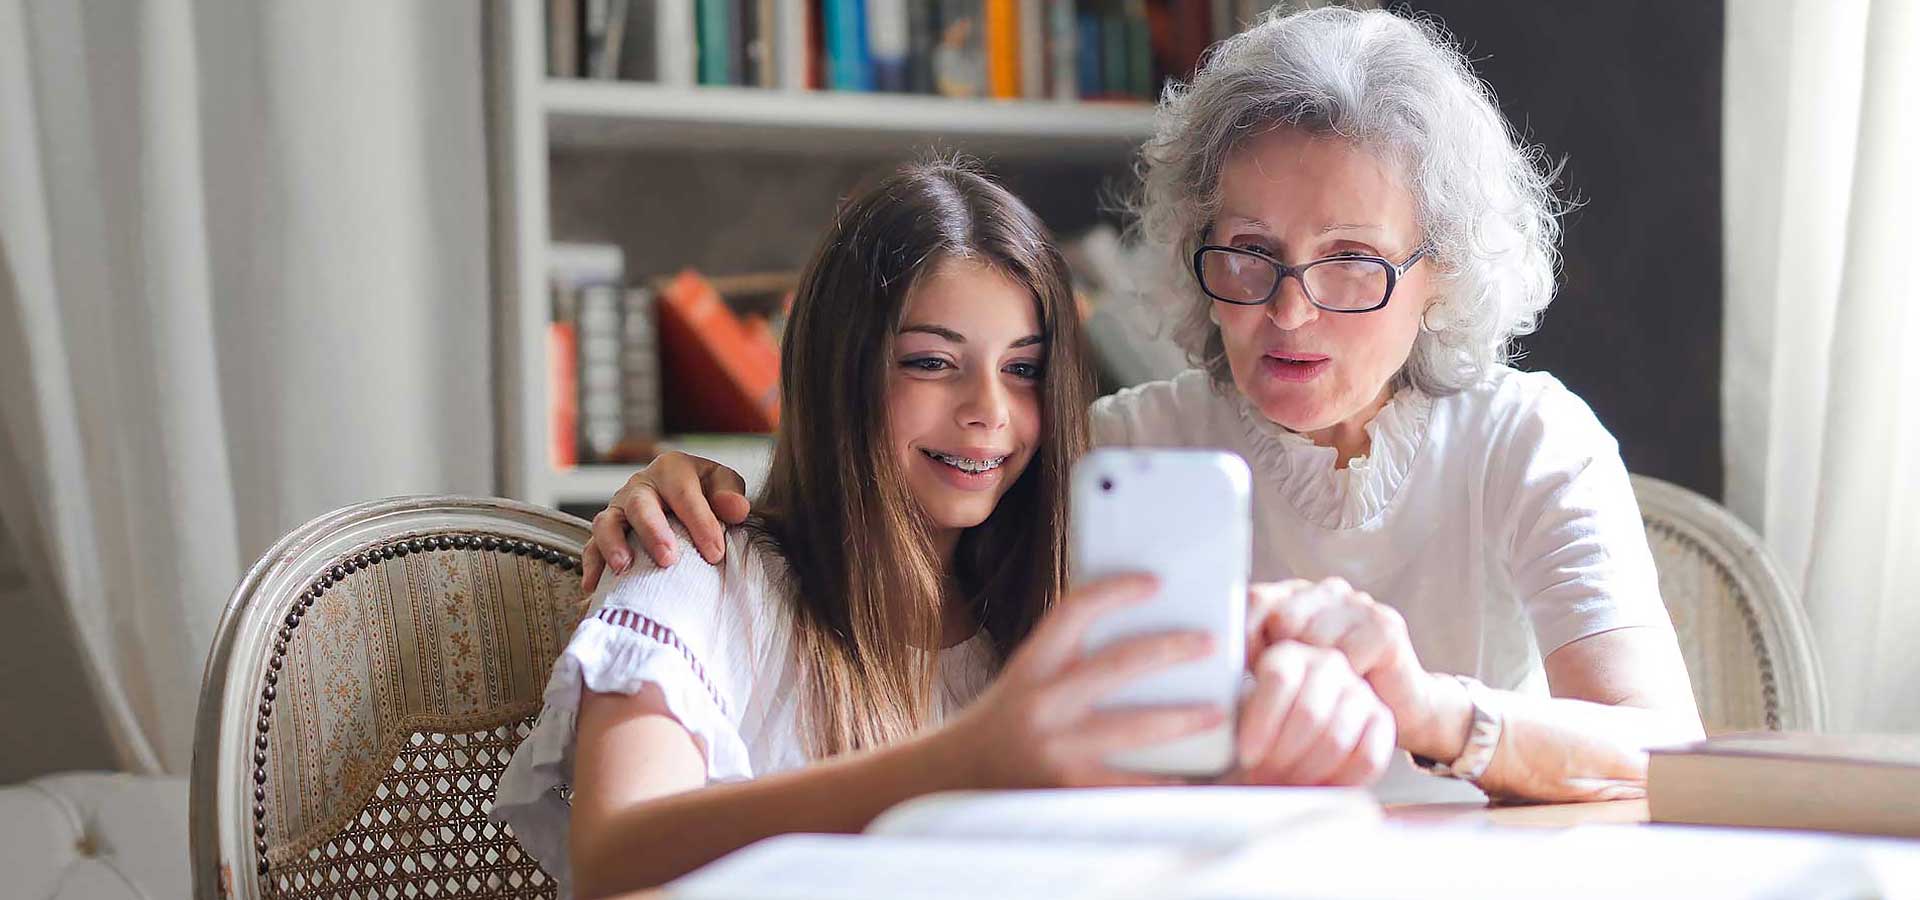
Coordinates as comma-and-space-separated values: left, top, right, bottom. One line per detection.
934, 574, 1228, 788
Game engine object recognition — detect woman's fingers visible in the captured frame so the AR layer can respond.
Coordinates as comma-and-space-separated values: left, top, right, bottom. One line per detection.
1252, 578, 1351, 646
701, 465, 753, 525
619, 483, 681, 569
1320, 707, 1397, 787
1246, 652, 1345, 782
1273, 681, 1376, 785
1236, 643, 1305, 767
580, 541, 607, 593
658, 466, 729, 565
589, 506, 635, 584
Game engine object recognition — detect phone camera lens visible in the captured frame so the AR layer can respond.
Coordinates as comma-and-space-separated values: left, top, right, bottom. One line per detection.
1098, 478, 1114, 493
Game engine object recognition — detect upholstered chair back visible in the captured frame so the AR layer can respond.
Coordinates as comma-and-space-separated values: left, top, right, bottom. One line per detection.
192, 497, 590, 899
1632, 475, 1826, 733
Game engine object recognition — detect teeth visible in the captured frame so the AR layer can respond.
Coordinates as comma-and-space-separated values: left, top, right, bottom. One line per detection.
922, 449, 1006, 474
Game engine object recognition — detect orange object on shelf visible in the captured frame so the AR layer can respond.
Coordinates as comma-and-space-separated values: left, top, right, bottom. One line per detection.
658, 269, 781, 433
548, 320, 579, 468
985, 0, 1021, 99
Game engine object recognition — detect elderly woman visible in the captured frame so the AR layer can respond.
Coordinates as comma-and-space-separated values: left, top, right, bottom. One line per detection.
584, 7, 1703, 802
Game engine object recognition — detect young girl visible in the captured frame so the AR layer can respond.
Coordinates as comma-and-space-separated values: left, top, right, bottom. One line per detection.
492, 162, 1390, 898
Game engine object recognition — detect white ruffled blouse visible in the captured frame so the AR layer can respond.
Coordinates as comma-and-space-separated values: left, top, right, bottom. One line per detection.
1092, 366, 1678, 801
490, 525, 997, 896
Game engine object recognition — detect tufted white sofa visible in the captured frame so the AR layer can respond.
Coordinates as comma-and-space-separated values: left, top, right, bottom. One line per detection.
0, 772, 187, 900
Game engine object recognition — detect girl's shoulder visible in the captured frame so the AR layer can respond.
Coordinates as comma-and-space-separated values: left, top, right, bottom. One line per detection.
590, 522, 794, 647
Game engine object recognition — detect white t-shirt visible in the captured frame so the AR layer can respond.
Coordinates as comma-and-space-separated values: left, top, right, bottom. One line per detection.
490, 525, 998, 895
1093, 367, 1677, 801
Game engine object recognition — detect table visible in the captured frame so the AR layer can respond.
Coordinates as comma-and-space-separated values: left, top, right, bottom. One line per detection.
607, 800, 1658, 900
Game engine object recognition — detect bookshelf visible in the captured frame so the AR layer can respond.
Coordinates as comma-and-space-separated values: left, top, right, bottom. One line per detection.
486, 0, 1157, 515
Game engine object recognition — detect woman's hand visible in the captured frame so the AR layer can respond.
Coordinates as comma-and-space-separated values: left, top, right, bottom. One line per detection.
1247, 578, 1452, 762
581, 452, 751, 591
935, 574, 1230, 788
1232, 639, 1396, 786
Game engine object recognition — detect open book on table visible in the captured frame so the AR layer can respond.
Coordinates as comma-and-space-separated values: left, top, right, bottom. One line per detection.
666, 785, 1896, 900
667, 786, 1377, 900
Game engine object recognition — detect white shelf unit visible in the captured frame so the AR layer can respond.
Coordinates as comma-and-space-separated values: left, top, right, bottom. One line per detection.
487, 0, 1155, 512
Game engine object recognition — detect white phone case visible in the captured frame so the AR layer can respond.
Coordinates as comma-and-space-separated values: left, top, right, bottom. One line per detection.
1071, 448, 1251, 778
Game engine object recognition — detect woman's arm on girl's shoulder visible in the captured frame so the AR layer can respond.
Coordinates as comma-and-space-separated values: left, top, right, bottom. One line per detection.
581, 453, 752, 590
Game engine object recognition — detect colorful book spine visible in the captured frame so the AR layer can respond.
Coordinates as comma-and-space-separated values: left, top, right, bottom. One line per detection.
696, 0, 734, 85
658, 271, 781, 433
548, 293, 579, 469
656, 0, 697, 85
1102, 7, 1127, 100
868, 0, 911, 92
620, 286, 663, 445
984, 0, 1021, 99
825, 0, 874, 91
906, 1, 937, 94
578, 283, 624, 461
1019, 0, 1047, 99
775, 0, 812, 90
1125, 0, 1152, 99
1076, 8, 1103, 98
1049, 0, 1078, 101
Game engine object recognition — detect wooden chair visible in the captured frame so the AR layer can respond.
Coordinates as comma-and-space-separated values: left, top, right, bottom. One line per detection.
1632, 474, 1826, 733
191, 496, 590, 899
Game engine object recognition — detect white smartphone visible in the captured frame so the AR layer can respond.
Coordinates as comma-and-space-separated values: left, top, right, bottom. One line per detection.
1070, 448, 1251, 778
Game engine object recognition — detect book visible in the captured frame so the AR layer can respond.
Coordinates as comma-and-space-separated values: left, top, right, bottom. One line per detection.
620, 286, 664, 448
548, 308, 580, 469
670, 787, 1379, 900
905, 1, 938, 94
824, 0, 874, 91
696, 0, 735, 85
1648, 732, 1920, 838
549, 0, 581, 77
867, 0, 910, 92
578, 283, 625, 461
774, 0, 812, 90
1076, 7, 1103, 98
1048, 0, 1078, 101
584, 0, 630, 79
657, 269, 781, 433
1018, 0, 1046, 99
1124, 0, 1152, 99
549, 243, 626, 467
656, 0, 698, 85
984, 0, 1021, 99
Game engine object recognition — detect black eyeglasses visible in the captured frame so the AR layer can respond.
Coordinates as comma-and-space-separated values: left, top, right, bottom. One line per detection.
1192, 244, 1430, 313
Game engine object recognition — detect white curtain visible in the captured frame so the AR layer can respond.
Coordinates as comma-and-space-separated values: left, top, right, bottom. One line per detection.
1724, 0, 1920, 732
0, 0, 494, 775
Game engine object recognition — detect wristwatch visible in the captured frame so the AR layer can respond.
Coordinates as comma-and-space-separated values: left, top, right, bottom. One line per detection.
1411, 674, 1503, 783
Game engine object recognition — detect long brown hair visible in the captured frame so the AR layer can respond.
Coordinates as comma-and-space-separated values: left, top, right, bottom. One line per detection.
747, 160, 1093, 757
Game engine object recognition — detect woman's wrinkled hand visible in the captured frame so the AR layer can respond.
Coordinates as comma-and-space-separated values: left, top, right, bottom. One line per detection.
1231, 637, 1396, 786
580, 452, 751, 591
1247, 578, 1442, 761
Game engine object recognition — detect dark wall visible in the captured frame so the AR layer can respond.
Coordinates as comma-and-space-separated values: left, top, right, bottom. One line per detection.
1413, 1, 1724, 498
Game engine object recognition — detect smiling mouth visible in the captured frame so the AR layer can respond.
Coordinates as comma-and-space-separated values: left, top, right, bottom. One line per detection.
920, 449, 1009, 474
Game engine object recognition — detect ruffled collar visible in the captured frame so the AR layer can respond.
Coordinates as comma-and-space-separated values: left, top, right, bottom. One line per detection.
1232, 384, 1435, 530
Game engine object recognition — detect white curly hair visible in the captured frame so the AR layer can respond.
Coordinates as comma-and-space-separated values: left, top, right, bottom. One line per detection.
1131, 5, 1568, 395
